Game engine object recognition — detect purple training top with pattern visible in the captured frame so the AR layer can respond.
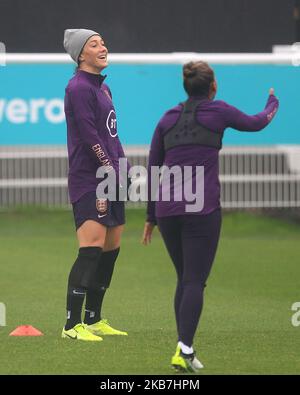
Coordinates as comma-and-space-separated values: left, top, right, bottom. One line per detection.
64, 69, 127, 204
147, 94, 279, 223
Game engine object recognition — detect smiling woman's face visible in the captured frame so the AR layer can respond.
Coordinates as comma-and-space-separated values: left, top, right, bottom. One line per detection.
78, 35, 108, 73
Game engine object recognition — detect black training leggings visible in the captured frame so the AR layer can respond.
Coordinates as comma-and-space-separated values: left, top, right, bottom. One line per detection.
157, 209, 221, 347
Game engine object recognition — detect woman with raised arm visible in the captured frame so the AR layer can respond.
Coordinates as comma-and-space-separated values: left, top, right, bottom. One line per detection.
142, 61, 279, 371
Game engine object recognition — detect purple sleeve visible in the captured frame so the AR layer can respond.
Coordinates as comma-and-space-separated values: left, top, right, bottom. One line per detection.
117, 138, 131, 190
117, 138, 130, 169
224, 94, 279, 131
68, 84, 114, 171
103, 83, 131, 173
104, 84, 113, 100
146, 123, 165, 224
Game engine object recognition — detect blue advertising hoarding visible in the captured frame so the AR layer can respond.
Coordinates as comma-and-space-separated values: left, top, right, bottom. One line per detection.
0, 63, 298, 145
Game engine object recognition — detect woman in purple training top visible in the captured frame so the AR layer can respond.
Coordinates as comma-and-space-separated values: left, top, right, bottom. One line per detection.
62, 29, 128, 341
142, 61, 279, 372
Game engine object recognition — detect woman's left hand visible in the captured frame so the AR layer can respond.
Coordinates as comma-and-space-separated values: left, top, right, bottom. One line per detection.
141, 222, 156, 245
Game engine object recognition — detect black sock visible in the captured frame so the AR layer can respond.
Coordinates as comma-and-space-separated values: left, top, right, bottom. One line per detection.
84, 288, 106, 325
64, 247, 103, 330
84, 248, 120, 325
65, 286, 85, 330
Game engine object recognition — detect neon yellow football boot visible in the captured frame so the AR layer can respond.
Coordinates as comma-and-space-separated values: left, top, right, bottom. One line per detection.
171, 345, 204, 373
85, 319, 128, 336
62, 323, 103, 341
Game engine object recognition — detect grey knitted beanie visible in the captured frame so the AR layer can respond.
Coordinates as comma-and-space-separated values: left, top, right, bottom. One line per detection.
63, 29, 100, 63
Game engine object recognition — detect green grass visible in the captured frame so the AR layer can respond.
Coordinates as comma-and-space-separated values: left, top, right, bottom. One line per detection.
0, 207, 300, 375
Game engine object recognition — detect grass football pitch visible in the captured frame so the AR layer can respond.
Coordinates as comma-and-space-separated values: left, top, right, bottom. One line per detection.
0, 207, 299, 375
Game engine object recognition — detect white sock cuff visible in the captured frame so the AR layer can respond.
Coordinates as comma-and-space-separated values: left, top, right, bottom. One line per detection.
178, 341, 194, 355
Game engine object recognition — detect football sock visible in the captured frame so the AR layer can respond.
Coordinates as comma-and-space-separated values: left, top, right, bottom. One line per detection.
178, 341, 194, 355
84, 248, 120, 325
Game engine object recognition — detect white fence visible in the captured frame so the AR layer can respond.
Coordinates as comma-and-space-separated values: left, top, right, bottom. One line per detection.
1, 52, 300, 208
4, 52, 300, 65
1, 145, 300, 208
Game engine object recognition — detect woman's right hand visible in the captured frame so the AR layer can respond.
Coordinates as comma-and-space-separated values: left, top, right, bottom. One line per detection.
141, 222, 156, 245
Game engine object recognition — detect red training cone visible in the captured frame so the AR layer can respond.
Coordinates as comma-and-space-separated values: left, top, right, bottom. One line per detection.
9, 325, 43, 336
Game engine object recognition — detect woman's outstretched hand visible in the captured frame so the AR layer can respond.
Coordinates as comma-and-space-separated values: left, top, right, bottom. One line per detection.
142, 222, 156, 245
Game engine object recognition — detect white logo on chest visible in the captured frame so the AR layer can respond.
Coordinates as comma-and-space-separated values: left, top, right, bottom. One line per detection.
106, 110, 117, 137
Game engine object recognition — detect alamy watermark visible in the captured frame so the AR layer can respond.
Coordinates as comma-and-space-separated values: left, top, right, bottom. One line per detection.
0, 42, 6, 67
0, 302, 6, 326
95, 158, 204, 213
291, 302, 300, 327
